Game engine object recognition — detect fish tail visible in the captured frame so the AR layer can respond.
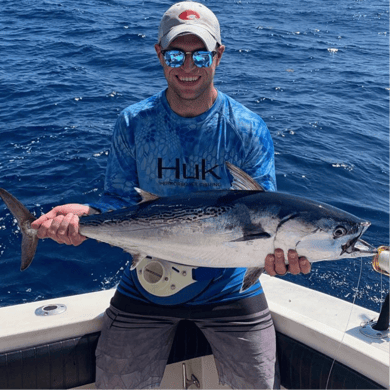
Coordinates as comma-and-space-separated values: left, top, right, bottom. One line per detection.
0, 188, 38, 271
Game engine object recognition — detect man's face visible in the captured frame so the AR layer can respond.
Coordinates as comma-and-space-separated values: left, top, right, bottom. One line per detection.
155, 34, 224, 103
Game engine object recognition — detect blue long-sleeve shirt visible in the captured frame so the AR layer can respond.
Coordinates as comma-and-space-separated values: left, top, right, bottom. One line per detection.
89, 89, 276, 305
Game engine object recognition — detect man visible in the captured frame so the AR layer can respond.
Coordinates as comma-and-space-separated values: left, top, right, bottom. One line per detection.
32, 2, 311, 388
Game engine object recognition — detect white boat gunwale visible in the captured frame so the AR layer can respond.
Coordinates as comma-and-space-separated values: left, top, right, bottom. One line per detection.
0, 275, 388, 389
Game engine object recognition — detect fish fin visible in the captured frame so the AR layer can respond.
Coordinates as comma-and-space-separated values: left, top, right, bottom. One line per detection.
231, 232, 271, 242
225, 162, 265, 192
134, 187, 160, 203
241, 267, 264, 292
21, 233, 39, 271
230, 223, 272, 242
0, 188, 38, 271
129, 252, 145, 270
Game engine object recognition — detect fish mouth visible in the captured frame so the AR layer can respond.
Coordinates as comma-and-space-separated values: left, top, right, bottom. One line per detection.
341, 236, 377, 256
340, 221, 377, 256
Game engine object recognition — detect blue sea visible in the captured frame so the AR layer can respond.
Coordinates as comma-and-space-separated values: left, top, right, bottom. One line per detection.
0, 0, 388, 313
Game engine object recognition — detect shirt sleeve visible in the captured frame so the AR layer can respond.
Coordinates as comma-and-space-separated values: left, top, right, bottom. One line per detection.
88, 112, 141, 212
242, 119, 277, 192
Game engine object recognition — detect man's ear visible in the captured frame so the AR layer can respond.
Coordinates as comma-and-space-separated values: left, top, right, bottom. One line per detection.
215, 45, 225, 66
155, 44, 165, 67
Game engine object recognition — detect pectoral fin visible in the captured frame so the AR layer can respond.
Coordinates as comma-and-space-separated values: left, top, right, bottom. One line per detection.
230, 223, 272, 242
231, 232, 271, 242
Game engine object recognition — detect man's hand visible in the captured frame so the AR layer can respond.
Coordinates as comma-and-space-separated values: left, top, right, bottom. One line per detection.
31, 204, 94, 246
265, 248, 311, 276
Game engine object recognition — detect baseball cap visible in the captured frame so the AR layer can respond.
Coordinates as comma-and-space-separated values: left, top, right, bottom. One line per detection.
158, 1, 222, 52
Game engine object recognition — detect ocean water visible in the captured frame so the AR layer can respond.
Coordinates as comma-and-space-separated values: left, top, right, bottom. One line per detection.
0, 0, 388, 313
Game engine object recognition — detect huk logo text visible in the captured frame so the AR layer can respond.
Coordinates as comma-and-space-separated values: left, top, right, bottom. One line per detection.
158, 158, 221, 180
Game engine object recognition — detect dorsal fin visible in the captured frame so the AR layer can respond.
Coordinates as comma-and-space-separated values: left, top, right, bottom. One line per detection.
225, 162, 265, 192
134, 187, 160, 203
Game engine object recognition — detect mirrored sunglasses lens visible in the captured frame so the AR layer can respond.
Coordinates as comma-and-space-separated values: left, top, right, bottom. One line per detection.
193, 52, 213, 67
164, 51, 185, 67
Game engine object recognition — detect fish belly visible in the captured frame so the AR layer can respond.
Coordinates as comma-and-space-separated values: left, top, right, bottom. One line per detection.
80, 221, 273, 268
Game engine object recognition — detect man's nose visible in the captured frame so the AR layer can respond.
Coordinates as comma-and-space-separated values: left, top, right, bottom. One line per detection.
181, 52, 197, 71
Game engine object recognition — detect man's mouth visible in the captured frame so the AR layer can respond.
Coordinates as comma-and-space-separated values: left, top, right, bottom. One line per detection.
176, 76, 200, 83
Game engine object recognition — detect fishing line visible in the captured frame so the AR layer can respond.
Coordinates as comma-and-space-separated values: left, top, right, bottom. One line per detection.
325, 257, 363, 389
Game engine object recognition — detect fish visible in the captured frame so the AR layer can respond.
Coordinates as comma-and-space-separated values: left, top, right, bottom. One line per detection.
0, 163, 377, 291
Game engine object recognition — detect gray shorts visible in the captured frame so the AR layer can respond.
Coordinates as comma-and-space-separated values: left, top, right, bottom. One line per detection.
95, 294, 280, 389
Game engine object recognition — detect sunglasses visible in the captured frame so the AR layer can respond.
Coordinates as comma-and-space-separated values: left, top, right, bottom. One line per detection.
161, 49, 217, 68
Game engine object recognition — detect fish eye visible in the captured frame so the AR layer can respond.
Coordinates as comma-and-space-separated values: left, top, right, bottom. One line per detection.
333, 226, 347, 238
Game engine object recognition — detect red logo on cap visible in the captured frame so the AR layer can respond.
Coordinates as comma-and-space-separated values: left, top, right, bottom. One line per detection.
179, 10, 200, 20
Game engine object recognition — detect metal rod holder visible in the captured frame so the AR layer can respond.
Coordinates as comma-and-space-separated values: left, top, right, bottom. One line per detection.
359, 292, 390, 339
182, 363, 200, 389
372, 293, 389, 331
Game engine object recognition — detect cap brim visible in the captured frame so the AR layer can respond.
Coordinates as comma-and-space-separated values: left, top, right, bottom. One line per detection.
160, 24, 218, 52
